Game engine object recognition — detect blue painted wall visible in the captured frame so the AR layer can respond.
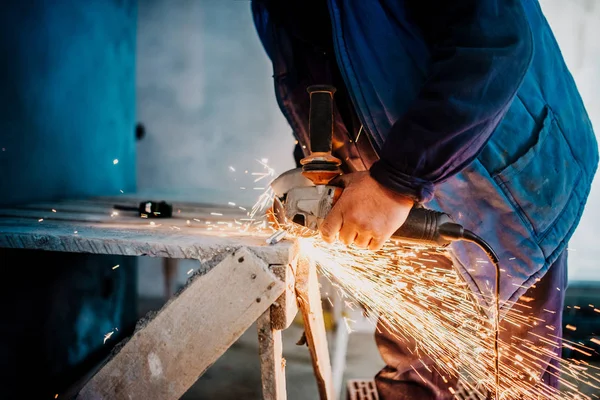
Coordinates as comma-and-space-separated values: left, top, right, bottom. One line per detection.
0, 0, 137, 206
0, 1, 138, 397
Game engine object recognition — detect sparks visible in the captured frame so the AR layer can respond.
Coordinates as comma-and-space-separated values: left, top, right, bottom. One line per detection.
112, 264, 119, 270
241, 182, 598, 400
113, 159, 119, 165
210, 159, 600, 400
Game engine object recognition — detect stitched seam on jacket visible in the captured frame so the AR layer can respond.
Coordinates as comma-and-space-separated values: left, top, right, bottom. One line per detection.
536, 172, 583, 245
473, 158, 544, 316
503, 177, 593, 328
494, 179, 536, 236
491, 105, 583, 241
503, 188, 582, 314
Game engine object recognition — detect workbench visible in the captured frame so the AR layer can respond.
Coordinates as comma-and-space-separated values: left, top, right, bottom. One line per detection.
0, 193, 335, 400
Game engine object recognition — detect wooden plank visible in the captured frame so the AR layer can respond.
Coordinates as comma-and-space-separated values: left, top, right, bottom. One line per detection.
61, 197, 246, 216
257, 309, 287, 400
70, 197, 251, 214
296, 255, 335, 400
0, 217, 292, 265
12, 202, 244, 220
76, 247, 285, 400
0, 206, 245, 226
86, 191, 254, 208
270, 262, 299, 330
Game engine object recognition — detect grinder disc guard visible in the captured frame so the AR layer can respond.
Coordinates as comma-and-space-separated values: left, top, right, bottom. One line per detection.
270, 168, 341, 233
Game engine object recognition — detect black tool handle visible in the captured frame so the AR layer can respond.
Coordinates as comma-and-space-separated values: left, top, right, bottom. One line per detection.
392, 207, 455, 247
307, 85, 336, 153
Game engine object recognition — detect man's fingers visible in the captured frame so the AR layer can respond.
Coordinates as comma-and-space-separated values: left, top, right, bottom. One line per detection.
354, 232, 371, 249
319, 207, 343, 243
368, 237, 386, 251
338, 225, 357, 246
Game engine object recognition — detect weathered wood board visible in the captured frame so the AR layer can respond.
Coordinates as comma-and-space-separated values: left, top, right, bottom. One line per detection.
0, 206, 291, 265
296, 255, 335, 400
0, 196, 293, 265
258, 309, 287, 400
76, 247, 285, 400
270, 262, 299, 330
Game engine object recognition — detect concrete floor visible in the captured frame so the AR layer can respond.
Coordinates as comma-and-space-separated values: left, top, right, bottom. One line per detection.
184, 321, 383, 400
138, 295, 600, 399
139, 297, 383, 400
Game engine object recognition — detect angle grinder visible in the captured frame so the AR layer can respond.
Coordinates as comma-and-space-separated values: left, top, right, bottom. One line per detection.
269, 84, 482, 249
268, 84, 503, 397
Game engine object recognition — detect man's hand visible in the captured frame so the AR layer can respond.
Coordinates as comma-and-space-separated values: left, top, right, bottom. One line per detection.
319, 171, 414, 250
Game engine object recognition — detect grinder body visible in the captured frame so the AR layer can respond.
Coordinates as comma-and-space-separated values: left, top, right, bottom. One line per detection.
271, 84, 457, 248
275, 178, 454, 247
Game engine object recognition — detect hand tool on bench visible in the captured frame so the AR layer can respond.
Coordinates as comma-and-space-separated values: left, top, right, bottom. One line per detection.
113, 200, 173, 218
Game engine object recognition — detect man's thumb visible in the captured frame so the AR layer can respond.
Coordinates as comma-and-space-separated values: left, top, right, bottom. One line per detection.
329, 173, 351, 188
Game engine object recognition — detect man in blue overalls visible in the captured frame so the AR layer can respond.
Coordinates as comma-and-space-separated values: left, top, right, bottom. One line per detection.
251, 1, 598, 398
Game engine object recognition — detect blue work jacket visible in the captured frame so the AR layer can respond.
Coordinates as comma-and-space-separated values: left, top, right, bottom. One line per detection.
252, 0, 598, 314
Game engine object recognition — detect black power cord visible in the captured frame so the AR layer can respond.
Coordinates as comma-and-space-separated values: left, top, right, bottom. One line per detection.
439, 223, 501, 399
463, 230, 501, 399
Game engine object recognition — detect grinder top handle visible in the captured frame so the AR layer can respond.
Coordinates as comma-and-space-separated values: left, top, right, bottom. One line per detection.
306, 85, 336, 155
301, 85, 342, 185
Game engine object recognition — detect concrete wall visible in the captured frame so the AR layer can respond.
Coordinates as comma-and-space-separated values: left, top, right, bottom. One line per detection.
0, 0, 137, 205
136, 1, 600, 296
136, 0, 295, 207
135, 0, 294, 297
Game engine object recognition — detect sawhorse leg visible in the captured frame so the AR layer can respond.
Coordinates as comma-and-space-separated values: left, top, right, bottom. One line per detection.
258, 263, 297, 400
296, 255, 335, 400
258, 310, 287, 400
257, 252, 336, 400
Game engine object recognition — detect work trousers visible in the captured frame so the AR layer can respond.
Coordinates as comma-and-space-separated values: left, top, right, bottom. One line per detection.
374, 250, 568, 399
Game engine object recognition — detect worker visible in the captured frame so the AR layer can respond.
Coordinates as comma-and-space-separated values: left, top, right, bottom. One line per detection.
251, 0, 598, 398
